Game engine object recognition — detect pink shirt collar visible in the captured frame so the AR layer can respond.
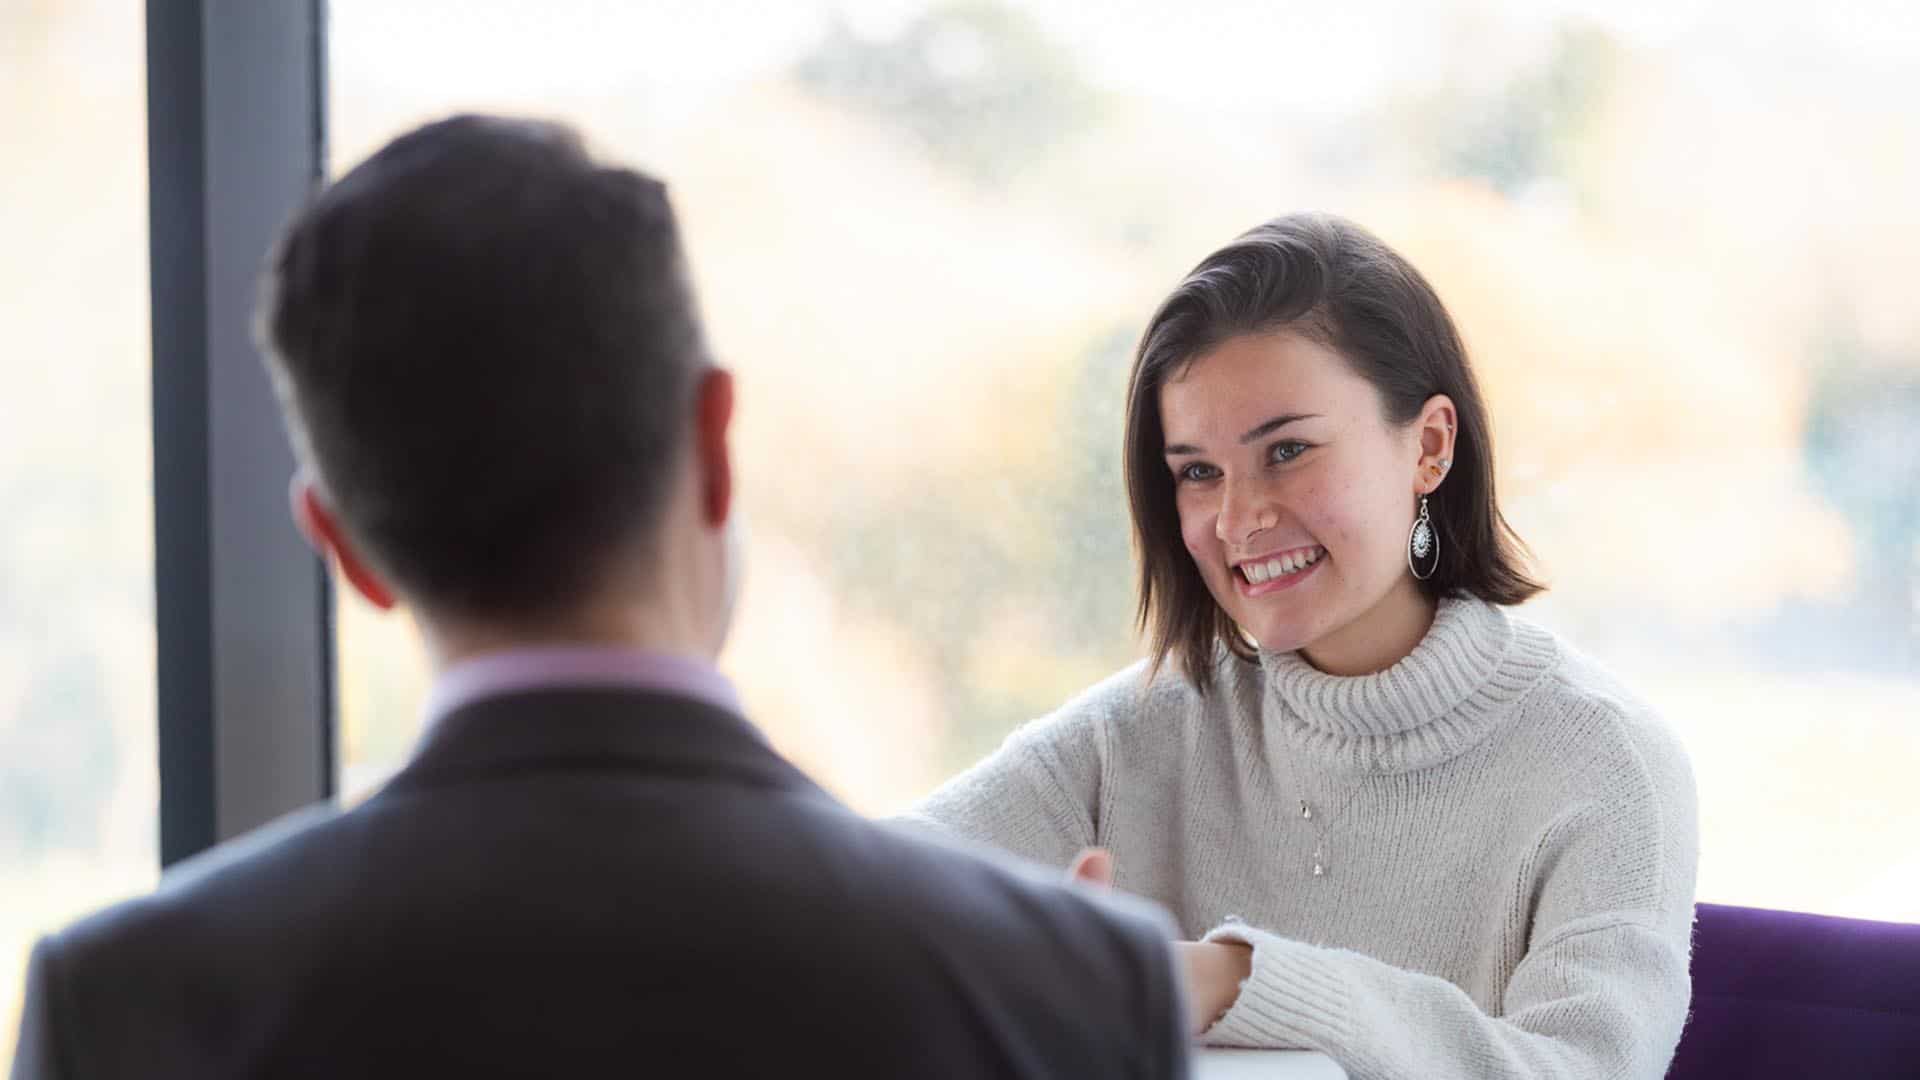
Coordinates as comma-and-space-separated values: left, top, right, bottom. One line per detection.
422, 645, 744, 727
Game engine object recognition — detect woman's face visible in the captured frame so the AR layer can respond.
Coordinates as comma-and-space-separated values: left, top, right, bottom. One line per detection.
1159, 331, 1454, 670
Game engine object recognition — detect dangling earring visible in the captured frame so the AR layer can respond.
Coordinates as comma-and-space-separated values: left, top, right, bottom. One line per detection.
1407, 494, 1439, 580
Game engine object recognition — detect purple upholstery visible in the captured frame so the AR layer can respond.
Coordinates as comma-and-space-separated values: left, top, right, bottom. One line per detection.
1667, 902, 1920, 1079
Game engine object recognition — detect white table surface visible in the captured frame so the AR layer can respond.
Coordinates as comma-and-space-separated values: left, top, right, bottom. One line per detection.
1194, 1048, 1348, 1078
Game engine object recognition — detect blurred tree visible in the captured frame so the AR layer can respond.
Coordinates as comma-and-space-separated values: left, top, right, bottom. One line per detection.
823, 325, 1141, 771
1395, 21, 1624, 199
0, 650, 116, 862
0, 453, 142, 863
1049, 327, 1138, 639
1803, 333, 1920, 668
792, 0, 1102, 187
0, 0, 153, 881
1465, 23, 1619, 195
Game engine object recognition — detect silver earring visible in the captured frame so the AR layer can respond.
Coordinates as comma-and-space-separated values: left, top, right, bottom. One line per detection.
1408, 494, 1439, 580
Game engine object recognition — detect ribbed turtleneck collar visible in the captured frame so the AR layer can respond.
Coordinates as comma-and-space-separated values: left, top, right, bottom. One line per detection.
1255, 597, 1557, 775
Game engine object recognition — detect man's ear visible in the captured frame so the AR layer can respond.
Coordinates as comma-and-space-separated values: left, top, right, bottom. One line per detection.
289, 472, 397, 611
692, 367, 735, 529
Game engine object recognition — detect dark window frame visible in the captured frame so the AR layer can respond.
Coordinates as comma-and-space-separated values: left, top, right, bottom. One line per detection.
148, 0, 334, 867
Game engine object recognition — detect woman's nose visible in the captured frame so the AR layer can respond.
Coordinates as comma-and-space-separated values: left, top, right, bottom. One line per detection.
1215, 483, 1277, 545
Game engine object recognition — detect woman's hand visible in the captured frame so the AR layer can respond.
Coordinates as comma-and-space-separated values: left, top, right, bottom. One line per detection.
1174, 940, 1252, 1035
1066, 848, 1250, 1034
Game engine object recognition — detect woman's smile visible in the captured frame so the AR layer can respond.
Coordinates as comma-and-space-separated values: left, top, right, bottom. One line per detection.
1233, 544, 1326, 596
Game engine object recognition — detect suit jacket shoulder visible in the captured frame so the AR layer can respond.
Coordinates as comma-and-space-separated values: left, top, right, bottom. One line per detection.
11, 689, 1188, 1079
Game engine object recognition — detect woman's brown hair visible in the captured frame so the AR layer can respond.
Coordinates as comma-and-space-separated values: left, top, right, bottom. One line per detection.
1124, 212, 1544, 693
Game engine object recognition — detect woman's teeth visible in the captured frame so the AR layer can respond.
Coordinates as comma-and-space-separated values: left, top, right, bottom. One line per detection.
1241, 547, 1323, 585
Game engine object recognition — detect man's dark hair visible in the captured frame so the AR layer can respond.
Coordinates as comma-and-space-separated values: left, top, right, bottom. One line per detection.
1124, 212, 1545, 693
258, 114, 710, 620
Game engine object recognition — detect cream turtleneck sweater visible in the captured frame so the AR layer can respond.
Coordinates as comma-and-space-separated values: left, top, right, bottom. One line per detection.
904, 597, 1698, 1080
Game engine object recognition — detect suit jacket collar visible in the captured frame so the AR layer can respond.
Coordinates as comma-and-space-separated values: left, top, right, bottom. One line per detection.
379, 687, 826, 801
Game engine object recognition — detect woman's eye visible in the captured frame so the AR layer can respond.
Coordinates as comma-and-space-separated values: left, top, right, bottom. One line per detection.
1269, 440, 1309, 465
1178, 462, 1221, 483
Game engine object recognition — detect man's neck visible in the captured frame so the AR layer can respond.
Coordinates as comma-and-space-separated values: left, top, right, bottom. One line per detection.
419, 604, 717, 675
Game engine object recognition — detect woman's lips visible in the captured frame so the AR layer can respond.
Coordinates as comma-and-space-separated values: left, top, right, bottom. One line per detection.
1235, 549, 1325, 597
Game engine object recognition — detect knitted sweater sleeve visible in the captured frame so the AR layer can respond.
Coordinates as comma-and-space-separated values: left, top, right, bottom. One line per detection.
1200, 706, 1699, 1080
895, 668, 1128, 868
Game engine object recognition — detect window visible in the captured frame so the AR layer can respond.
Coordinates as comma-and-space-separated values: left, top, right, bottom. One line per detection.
0, 1, 158, 1059
328, 1, 1920, 920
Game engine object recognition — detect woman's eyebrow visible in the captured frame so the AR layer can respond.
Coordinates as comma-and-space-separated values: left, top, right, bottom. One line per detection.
1238, 413, 1320, 443
1164, 413, 1321, 456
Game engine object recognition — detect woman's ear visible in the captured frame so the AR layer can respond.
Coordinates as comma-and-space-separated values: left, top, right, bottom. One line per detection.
1415, 395, 1458, 493
289, 472, 397, 611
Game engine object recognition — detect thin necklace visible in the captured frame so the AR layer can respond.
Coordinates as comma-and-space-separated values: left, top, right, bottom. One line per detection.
1299, 783, 1366, 879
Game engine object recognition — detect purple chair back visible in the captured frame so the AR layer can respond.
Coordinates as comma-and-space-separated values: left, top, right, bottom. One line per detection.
1667, 902, 1920, 1079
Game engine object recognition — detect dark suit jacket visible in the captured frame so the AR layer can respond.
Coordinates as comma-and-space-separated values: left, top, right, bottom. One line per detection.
10, 689, 1187, 1079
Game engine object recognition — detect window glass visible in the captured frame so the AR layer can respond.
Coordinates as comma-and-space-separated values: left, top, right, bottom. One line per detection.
1, 0, 158, 1059
330, 0, 1920, 921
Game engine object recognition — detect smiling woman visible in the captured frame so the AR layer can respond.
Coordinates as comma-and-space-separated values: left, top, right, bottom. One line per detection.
904, 213, 1699, 1080
1161, 333, 1448, 675
1134, 214, 1544, 683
